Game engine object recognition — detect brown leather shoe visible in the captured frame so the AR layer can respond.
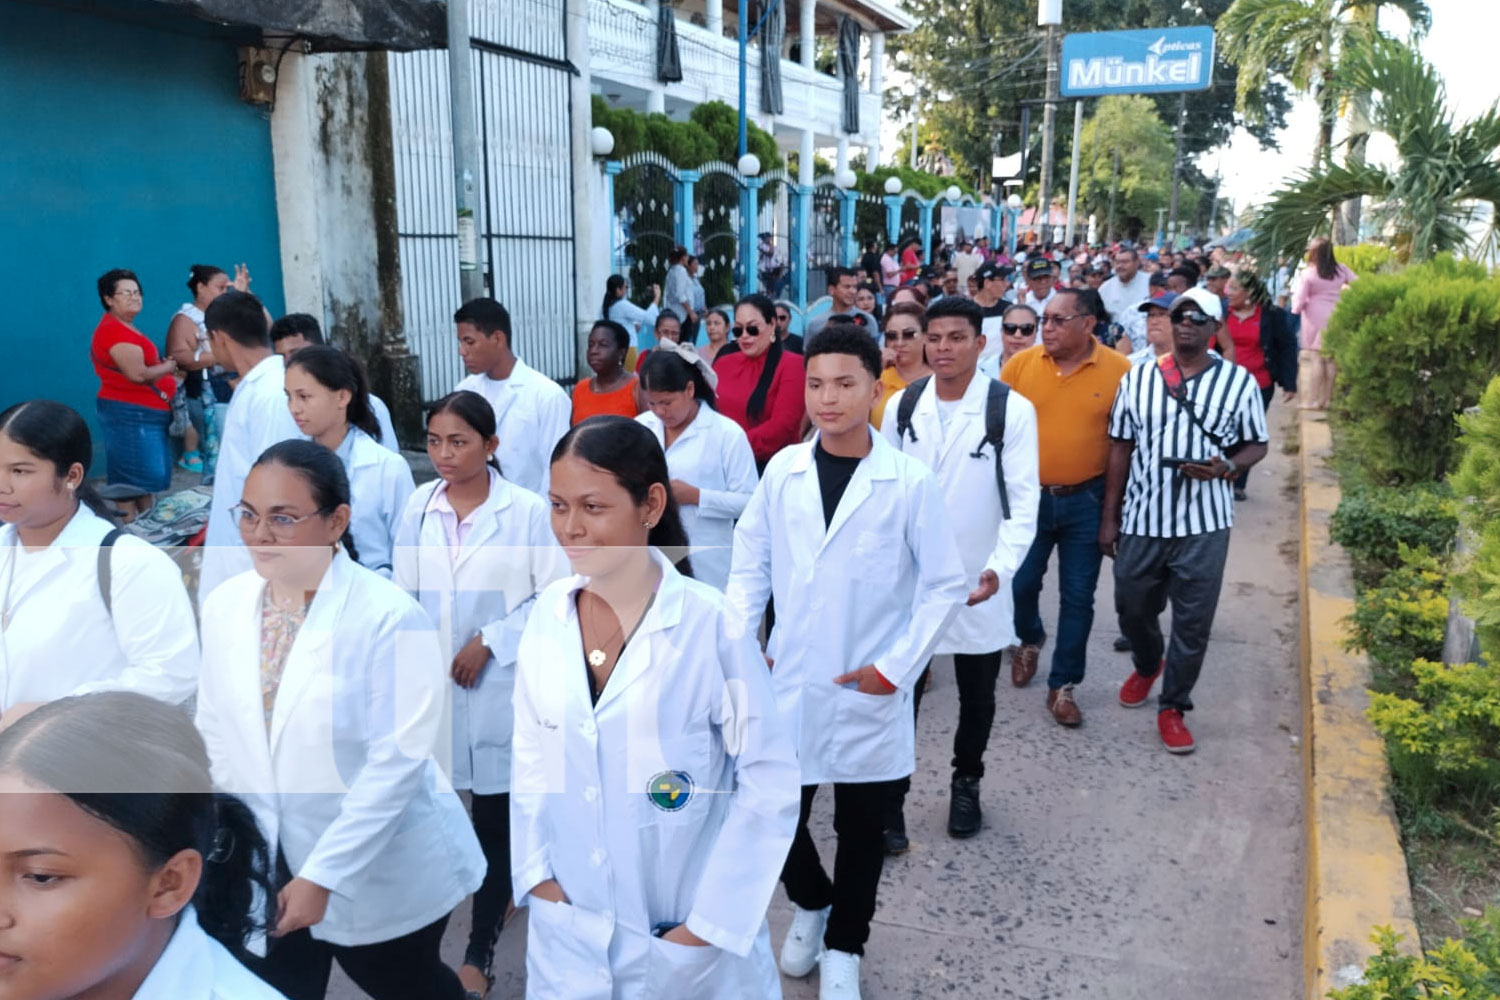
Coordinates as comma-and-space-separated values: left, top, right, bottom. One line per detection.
1046, 684, 1083, 727
1011, 644, 1041, 687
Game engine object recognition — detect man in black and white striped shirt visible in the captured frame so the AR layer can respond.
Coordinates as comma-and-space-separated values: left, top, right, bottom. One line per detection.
1098, 287, 1269, 754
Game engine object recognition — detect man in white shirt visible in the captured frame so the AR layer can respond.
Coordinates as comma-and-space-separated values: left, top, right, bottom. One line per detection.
1019, 257, 1058, 311
196, 290, 303, 604
1099, 247, 1153, 350
952, 239, 983, 292
452, 298, 571, 498
880, 296, 1040, 850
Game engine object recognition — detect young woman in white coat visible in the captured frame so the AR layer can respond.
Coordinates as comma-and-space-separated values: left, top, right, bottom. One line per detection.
637, 346, 758, 591
392, 390, 568, 999
195, 440, 484, 1000
0, 691, 286, 1000
283, 346, 414, 577
511, 415, 799, 1000
0, 400, 197, 719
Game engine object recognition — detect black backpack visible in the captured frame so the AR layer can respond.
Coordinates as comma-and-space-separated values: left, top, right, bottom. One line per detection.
894, 376, 1012, 519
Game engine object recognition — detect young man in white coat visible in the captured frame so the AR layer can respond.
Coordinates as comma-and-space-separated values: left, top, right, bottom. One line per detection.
196, 290, 301, 605
879, 295, 1040, 849
727, 324, 967, 1000
452, 298, 571, 498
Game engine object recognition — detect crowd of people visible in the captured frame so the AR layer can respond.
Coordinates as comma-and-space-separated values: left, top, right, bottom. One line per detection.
0, 233, 1352, 1000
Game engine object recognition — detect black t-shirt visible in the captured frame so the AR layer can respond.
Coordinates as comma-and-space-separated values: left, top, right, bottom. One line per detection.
979, 299, 1013, 320
860, 251, 881, 281
814, 442, 863, 528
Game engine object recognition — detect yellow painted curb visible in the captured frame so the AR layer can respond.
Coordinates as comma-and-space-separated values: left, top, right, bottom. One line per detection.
1298, 410, 1420, 999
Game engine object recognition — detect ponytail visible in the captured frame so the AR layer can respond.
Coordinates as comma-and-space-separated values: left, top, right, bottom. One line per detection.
550, 416, 694, 577
603, 274, 627, 323
286, 345, 382, 442
196, 792, 276, 954
427, 390, 503, 476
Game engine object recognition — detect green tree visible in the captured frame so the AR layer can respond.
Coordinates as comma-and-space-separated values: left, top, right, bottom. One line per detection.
1249, 39, 1500, 265
1072, 96, 1175, 243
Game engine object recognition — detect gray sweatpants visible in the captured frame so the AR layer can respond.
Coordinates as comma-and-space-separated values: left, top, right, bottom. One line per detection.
1113, 529, 1231, 712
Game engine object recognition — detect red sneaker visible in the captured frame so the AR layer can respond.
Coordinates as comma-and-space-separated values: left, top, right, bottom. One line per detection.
1118, 660, 1163, 708
1158, 709, 1196, 754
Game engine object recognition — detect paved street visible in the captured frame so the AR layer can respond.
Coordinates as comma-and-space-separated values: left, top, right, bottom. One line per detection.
329, 408, 1305, 1000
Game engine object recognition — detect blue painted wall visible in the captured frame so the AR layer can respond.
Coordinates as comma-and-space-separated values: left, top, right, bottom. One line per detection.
0, 2, 284, 467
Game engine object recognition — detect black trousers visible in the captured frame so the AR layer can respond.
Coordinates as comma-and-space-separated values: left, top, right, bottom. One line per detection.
780, 780, 900, 956
252, 914, 463, 1000
895, 651, 1005, 805
1113, 529, 1232, 713
466, 791, 511, 971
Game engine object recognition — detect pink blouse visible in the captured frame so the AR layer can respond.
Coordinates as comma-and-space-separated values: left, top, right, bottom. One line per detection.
1293, 265, 1355, 351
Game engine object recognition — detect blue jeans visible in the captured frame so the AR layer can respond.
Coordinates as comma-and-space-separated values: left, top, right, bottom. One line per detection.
1011, 480, 1107, 689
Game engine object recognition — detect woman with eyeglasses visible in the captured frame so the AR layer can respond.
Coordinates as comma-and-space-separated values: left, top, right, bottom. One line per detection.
90, 268, 180, 522
711, 293, 806, 471
873, 302, 931, 430
196, 439, 484, 1000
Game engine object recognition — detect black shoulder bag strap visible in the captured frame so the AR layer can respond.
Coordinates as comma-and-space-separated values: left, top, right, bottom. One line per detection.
98, 528, 124, 616
968, 380, 1012, 520
894, 375, 932, 444
1155, 355, 1226, 452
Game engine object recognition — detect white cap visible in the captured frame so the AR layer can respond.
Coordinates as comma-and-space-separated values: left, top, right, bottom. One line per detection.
1171, 286, 1224, 322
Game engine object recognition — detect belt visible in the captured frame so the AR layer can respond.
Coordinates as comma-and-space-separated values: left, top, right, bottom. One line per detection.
1040, 477, 1102, 497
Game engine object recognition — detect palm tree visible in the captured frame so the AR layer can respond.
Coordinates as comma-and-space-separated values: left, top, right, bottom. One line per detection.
1219, 0, 1430, 174
1249, 39, 1500, 266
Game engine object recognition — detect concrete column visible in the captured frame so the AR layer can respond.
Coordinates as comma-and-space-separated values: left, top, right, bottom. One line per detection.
740, 177, 764, 294
866, 138, 880, 171
791, 182, 812, 308
646, 0, 666, 113
800, 0, 815, 70
676, 170, 700, 250
567, 0, 597, 381
706, 0, 722, 37
869, 31, 884, 95
798, 128, 814, 185
835, 136, 849, 175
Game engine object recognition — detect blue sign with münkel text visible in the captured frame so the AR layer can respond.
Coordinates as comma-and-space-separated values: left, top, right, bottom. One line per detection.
1060, 26, 1215, 98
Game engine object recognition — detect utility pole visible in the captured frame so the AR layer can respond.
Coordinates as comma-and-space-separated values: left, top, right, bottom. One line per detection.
1064, 99, 1083, 246
1037, 2, 1062, 245
1105, 147, 1119, 242
737, 0, 748, 157
1166, 92, 1187, 249
447, 0, 485, 301
910, 90, 919, 170
1155, 206, 1167, 249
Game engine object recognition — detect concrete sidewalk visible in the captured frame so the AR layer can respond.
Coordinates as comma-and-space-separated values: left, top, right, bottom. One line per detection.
329, 408, 1306, 1000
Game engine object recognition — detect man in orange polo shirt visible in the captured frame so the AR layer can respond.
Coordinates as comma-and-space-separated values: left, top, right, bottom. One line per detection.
1000, 288, 1131, 726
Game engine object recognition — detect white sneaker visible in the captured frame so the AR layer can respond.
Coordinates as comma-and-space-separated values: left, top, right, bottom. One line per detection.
779, 904, 830, 978
818, 949, 862, 999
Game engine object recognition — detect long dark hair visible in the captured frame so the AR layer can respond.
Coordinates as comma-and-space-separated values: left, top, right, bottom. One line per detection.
639, 350, 717, 409
251, 440, 360, 562
734, 293, 782, 423
426, 390, 502, 475
602, 274, 627, 322
285, 345, 381, 442
1309, 237, 1338, 280
550, 416, 693, 577
0, 692, 275, 957
0, 400, 114, 522
186, 265, 226, 297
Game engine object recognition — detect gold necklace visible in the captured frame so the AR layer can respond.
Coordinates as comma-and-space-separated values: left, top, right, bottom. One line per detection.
580, 593, 628, 669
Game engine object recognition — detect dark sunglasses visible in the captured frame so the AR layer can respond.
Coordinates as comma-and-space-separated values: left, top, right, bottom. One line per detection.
885, 328, 921, 342
732, 323, 763, 337
1001, 322, 1036, 336
1171, 310, 1215, 327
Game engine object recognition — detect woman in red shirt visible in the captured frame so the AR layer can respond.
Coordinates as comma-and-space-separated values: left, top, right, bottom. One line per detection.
90, 269, 179, 520
1224, 269, 1298, 501
713, 293, 805, 470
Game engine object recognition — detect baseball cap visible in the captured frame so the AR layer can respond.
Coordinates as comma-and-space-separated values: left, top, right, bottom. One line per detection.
1170, 286, 1224, 321
1023, 257, 1053, 279
975, 262, 1012, 283
1138, 292, 1179, 312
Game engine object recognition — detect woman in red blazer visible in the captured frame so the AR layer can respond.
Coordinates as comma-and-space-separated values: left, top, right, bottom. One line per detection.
713, 293, 805, 471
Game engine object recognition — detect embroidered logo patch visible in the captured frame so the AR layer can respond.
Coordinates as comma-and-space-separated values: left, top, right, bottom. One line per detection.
647, 770, 695, 812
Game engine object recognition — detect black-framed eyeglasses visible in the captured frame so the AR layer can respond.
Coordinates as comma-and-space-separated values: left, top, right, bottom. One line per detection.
1172, 310, 1215, 327
1002, 322, 1037, 336
733, 323, 762, 337
1039, 313, 1085, 327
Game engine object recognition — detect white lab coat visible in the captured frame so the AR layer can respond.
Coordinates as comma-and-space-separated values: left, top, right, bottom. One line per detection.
130, 908, 288, 999
198, 354, 302, 604
0, 505, 197, 710
881, 375, 1041, 653
334, 426, 414, 577
368, 394, 400, 453
726, 432, 967, 785
511, 549, 798, 1000
455, 358, 572, 498
392, 470, 568, 794
195, 551, 485, 948
636, 404, 758, 591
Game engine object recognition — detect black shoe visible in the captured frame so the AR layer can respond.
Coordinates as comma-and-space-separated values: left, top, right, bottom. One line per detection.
883, 785, 910, 855
948, 775, 982, 839
1113, 635, 1132, 652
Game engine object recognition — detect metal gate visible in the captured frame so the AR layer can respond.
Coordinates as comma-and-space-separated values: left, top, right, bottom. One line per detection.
389, 0, 578, 402
694, 162, 745, 307
612, 152, 679, 312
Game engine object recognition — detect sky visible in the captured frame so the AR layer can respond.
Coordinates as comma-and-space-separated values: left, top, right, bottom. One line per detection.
1213, 0, 1500, 217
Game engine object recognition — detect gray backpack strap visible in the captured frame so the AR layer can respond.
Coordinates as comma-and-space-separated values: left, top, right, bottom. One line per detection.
98, 528, 125, 615
894, 375, 932, 444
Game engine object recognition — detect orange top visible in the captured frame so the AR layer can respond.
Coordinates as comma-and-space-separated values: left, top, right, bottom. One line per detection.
571, 376, 641, 424
1001, 341, 1130, 486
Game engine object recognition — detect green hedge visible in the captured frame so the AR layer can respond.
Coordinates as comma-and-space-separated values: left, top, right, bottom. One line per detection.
1330, 484, 1458, 587
1322, 256, 1500, 484
1330, 914, 1500, 998
1346, 545, 1448, 680
1335, 243, 1399, 276
591, 96, 782, 172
